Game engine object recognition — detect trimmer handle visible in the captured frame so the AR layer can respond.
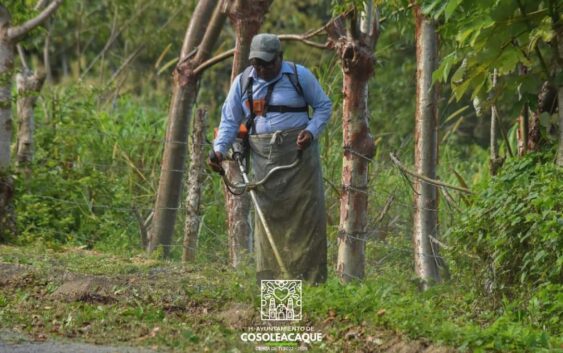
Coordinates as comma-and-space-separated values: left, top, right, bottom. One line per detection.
208, 150, 225, 176
208, 150, 219, 163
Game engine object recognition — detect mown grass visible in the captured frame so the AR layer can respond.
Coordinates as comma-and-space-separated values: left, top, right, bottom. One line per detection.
1, 244, 561, 353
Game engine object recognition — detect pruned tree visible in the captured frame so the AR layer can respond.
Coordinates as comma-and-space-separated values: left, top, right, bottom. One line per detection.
223, 0, 273, 267
15, 65, 46, 175
0, 1, 63, 241
412, 4, 441, 288
327, 1, 378, 283
148, 0, 227, 256
183, 108, 208, 262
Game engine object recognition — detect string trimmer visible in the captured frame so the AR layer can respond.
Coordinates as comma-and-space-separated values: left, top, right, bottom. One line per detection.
209, 125, 302, 277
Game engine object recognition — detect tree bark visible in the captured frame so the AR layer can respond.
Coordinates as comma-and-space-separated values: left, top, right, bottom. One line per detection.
223, 0, 272, 268
517, 104, 529, 156
35, 0, 53, 84
328, 3, 378, 283
182, 108, 208, 262
16, 69, 46, 174
43, 21, 53, 84
148, 0, 226, 257
489, 69, 503, 175
558, 87, 563, 166
0, 2, 62, 241
413, 5, 440, 289
557, 26, 563, 166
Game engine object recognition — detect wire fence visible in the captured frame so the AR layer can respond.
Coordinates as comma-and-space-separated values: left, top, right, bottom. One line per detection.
15, 123, 472, 275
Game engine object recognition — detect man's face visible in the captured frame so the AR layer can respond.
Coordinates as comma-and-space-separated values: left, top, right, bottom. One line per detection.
251, 55, 281, 81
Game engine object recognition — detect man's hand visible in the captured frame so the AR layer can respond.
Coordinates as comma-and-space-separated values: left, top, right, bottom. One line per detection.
296, 130, 313, 150
208, 150, 224, 174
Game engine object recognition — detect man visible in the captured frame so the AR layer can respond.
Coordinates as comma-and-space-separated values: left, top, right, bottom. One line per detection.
209, 33, 332, 284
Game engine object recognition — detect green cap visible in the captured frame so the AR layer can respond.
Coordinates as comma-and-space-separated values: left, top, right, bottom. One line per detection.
249, 34, 281, 62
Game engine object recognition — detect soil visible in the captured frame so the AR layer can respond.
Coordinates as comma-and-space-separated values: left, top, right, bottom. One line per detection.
0, 262, 457, 353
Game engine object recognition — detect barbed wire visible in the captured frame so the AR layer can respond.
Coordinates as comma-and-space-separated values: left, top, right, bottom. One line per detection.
341, 183, 441, 212
12, 121, 468, 274
34, 124, 215, 147
31, 195, 181, 212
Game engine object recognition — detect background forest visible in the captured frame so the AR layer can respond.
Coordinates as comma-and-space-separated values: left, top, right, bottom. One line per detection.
0, 0, 561, 352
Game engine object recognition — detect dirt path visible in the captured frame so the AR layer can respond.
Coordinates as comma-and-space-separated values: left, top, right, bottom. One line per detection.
0, 253, 458, 353
0, 329, 158, 353
0, 341, 158, 353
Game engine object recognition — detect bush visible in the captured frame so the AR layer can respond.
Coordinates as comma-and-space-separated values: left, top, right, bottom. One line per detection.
448, 152, 562, 291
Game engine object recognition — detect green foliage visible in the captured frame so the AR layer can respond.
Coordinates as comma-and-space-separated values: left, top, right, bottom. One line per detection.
5, 0, 562, 351
15, 83, 167, 252
449, 152, 562, 289
429, 0, 559, 120
1, 245, 560, 353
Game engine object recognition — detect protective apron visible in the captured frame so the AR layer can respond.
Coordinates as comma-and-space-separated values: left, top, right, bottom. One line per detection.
249, 127, 327, 284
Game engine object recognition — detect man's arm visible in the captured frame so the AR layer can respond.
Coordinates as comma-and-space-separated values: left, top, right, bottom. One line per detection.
214, 76, 245, 156
298, 65, 332, 140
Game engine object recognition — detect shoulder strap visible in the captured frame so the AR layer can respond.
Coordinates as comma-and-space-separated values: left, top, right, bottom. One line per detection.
239, 66, 256, 134
239, 65, 254, 97
284, 61, 304, 98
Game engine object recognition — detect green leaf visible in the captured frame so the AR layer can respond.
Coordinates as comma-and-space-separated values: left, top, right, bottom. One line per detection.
490, 1, 518, 21
444, 0, 463, 20
444, 105, 470, 123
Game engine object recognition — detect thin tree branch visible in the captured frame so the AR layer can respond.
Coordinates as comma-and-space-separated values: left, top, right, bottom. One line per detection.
440, 186, 461, 212
80, 0, 156, 79
8, 0, 63, 42
323, 176, 342, 198
379, 3, 414, 24
16, 45, 29, 72
34, 0, 50, 11
193, 33, 331, 74
193, 48, 235, 75
492, 105, 514, 158
516, 0, 551, 79
374, 194, 394, 225
192, 33, 330, 75
109, 45, 145, 84
132, 206, 149, 248
193, 10, 355, 76
278, 34, 328, 48
389, 153, 472, 194
109, 8, 180, 82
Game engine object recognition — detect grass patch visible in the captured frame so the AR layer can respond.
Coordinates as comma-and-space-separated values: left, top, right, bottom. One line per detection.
0, 244, 561, 352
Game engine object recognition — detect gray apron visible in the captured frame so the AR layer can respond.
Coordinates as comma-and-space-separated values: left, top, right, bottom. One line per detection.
249, 127, 327, 284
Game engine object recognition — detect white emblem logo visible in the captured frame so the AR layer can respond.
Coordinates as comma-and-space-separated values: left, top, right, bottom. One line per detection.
260, 280, 302, 321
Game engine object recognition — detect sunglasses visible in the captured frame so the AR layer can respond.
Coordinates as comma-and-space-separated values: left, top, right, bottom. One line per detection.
251, 57, 278, 69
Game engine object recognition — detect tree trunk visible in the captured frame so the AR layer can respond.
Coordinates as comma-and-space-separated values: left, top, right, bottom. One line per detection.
148, 0, 226, 257
489, 69, 503, 175
0, 2, 62, 241
182, 108, 208, 262
16, 70, 45, 174
557, 26, 563, 166
35, 0, 53, 84
0, 28, 15, 240
43, 21, 53, 84
223, 0, 272, 268
413, 5, 440, 289
328, 4, 378, 283
0, 35, 14, 174
517, 104, 529, 156
558, 87, 563, 166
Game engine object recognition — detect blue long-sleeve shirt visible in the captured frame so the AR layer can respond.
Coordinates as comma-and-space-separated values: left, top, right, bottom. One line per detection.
214, 61, 332, 155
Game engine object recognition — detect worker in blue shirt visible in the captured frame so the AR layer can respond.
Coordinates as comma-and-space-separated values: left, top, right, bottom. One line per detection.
209, 33, 332, 284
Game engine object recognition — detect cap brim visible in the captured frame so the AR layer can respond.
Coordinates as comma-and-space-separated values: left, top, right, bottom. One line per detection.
248, 50, 276, 62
